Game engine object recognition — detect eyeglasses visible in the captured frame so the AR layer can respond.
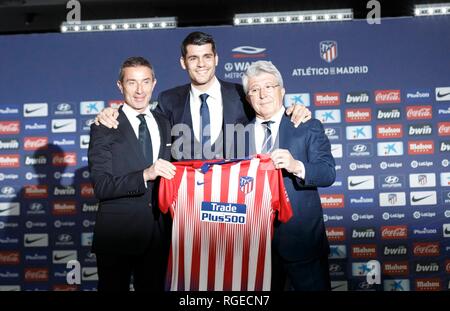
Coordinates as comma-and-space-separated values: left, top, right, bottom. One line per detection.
247, 84, 280, 96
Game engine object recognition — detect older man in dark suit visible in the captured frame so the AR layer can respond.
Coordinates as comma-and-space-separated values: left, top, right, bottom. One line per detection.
242, 60, 336, 290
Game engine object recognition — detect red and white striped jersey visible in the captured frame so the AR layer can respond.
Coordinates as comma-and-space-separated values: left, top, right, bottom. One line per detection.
158, 155, 292, 291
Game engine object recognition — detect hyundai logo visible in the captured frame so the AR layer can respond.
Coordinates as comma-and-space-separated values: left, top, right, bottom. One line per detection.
29, 203, 44, 211
57, 234, 72, 242
325, 128, 336, 136
57, 103, 72, 112
353, 144, 367, 152
1, 186, 15, 195
329, 264, 342, 272
84, 119, 94, 127
358, 281, 373, 289
385, 176, 399, 184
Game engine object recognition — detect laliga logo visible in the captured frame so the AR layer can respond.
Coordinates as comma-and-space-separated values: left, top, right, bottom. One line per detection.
366, 260, 381, 285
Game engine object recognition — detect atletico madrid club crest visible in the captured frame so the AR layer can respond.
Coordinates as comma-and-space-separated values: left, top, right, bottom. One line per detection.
240, 176, 254, 194
320, 41, 338, 63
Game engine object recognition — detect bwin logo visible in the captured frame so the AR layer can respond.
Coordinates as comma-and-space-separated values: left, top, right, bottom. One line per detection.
353, 144, 367, 152
385, 176, 399, 184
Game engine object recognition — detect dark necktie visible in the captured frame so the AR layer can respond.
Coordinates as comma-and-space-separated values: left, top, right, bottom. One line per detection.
261, 120, 274, 154
137, 114, 153, 165
199, 93, 210, 155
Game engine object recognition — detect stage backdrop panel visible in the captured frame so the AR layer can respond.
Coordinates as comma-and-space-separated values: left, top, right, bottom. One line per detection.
0, 16, 449, 291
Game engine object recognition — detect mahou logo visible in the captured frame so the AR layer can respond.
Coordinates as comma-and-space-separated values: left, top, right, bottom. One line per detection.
23, 137, 48, 151
415, 279, 441, 291
345, 108, 371, 122
408, 140, 434, 155
375, 90, 401, 104
326, 227, 346, 241
376, 124, 403, 139
438, 122, 450, 136
52, 152, 77, 166
0, 251, 20, 264
381, 225, 408, 239
0, 154, 20, 168
24, 268, 49, 282
0, 121, 20, 134
413, 242, 440, 256
351, 244, 377, 258
80, 183, 94, 198
52, 201, 77, 216
314, 92, 340, 106
382, 261, 409, 275
53, 285, 78, 291
406, 106, 432, 120
320, 194, 344, 208
24, 185, 48, 199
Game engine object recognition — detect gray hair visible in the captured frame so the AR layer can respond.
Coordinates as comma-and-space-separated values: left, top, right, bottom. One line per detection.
241, 61, 284, 94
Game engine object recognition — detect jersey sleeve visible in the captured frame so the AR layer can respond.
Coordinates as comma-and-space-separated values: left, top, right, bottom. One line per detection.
158, 164, 184, 214
270, 168, 293, 223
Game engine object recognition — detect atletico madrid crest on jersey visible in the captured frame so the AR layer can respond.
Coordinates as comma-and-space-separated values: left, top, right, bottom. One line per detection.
239, 176, 254, 194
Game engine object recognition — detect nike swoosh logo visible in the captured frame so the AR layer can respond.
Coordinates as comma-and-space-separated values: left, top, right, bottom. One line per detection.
54, 253, 74, 261
411, 195, 433, 202
437, 91, 450, 98
25, 237, 45, 244
196, 181, 205, 186
83, 271, 97, 278
25, 107, 44, 114
444, 227, 450, 235
0, 205, 16, 213
349, 180, 369, 187
53, 122, 72, 130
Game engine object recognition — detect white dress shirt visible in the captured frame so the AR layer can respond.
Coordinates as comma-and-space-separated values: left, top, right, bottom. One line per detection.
189, 76, 223, 143
122, 103, 161, 163
254, 107, 305, 179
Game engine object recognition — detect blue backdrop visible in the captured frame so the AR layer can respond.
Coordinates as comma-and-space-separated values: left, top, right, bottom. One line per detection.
0, 16, 449, 291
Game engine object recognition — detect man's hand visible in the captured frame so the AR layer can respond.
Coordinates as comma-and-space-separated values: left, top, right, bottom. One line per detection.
270, 149, 302, 175
143, 159, 176, 181
285, 104, 312, 128
94, 107, 120, 129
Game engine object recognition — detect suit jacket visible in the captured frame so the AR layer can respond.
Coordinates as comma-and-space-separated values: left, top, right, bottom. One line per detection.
155, 79, 254, 159
88, 107, 172, 254
248, 115, 336, 262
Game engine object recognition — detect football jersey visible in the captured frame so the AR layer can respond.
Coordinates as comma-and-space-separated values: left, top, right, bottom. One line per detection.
158, 155, 292, 291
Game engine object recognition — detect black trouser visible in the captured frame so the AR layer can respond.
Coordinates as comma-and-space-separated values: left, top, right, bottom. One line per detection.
271, 251, 331, 291
96, 241, 168, 291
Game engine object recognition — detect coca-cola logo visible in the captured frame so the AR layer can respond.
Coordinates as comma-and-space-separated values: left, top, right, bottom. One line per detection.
413, 242, 440, 256
0, 121, 20, 134
80, 184, 94, 197
24, 268, 49, 281
24, 137, 48, 151
406, 106, 433, 120
52, 153, 77, 166
0, 251, 20, 264
381, 225, 408, 239
438, 122, 450, 136
375, 90, 401, 104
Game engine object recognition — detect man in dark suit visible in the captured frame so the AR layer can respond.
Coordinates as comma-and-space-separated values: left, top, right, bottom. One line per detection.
88, 56, 176, 291
241, 60, 336, 290
95, 31, 312, 159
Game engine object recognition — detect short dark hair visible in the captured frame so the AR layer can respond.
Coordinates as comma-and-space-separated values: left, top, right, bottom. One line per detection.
181, 31, 216, 58
118, 56, 155, 82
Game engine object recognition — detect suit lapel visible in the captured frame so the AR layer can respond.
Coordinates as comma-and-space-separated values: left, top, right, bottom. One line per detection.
277, 114, 292, 149
117, 107, 147, 165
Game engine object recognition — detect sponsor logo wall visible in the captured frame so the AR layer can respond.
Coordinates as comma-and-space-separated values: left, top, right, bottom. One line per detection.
0, 17, 450, 291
